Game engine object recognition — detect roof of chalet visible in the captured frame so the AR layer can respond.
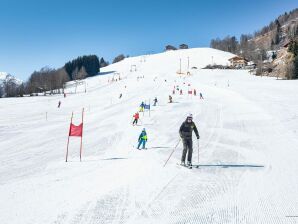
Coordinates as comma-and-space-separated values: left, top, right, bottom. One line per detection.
228, 56, 248, 62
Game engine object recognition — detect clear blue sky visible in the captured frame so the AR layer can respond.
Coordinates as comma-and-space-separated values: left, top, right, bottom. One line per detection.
0, 0, 297, 80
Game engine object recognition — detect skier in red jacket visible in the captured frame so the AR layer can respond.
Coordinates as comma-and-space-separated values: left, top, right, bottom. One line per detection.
132, 112, 140, 125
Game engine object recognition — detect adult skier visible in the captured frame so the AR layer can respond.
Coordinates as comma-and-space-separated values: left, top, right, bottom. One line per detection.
179, 113, 200, 167
137, 128, 148, 149
169, 95, 173, 103
132, 112, 140, 125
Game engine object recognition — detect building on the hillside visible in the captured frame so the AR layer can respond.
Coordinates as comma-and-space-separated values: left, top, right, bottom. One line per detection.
228, 56, 248, 68
179, 44, 189, 49
165, 45, 177, 51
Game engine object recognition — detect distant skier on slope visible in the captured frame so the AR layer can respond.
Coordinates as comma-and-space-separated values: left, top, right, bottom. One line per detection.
200, 92, 204, 99
137, 128, 148, 149
58, 101, 61, 108
179, 113, 200, 167
169, 95, 173, 103
132, 112, 140, 125
153, 97, 158, 106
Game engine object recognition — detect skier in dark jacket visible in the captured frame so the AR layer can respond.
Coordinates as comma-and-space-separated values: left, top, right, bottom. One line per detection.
179, 113, 200, 166
153, 97, 158, 106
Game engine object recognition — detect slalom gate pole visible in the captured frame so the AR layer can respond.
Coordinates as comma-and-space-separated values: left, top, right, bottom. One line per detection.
149, 99, 151, 117
65, 112, 74, 162
80, 108, 84, 162
163, 139, 181, 167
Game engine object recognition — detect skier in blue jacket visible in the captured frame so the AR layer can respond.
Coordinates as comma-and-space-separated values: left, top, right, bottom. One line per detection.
137, 128, 148, 149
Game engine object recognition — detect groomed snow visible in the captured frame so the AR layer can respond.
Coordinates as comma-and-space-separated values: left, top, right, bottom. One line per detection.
1, 48, 298, 223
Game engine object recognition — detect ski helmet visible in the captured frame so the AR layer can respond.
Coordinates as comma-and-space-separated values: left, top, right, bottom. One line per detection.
142, 128, 146, 131
187, 113, 193, 119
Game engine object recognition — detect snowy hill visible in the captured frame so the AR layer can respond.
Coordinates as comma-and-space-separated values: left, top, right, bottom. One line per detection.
1, 47, 298, 223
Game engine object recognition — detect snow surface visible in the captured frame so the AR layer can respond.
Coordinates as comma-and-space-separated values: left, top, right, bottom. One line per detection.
1, 48, 298, 223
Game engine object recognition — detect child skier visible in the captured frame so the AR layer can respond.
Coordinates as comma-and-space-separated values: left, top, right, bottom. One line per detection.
137, 128, 148, 149
139, 102, 145, 112
132, 112, 140, 125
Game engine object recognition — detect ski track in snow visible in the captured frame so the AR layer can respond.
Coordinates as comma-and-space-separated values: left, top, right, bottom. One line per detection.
1, 48, 298, 223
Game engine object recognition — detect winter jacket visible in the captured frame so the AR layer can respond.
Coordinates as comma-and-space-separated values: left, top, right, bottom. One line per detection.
179, 120, 199, 140
138, 131, 148, 141
133, 113, 139, 119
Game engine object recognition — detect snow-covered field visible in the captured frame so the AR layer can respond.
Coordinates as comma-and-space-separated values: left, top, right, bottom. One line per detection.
1, 48, 298, 223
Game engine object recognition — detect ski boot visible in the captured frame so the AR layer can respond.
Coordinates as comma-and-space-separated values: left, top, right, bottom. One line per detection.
187, 161, 192, 169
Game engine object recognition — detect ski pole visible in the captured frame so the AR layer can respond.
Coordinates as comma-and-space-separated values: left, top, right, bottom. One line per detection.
163, 139, 181, 167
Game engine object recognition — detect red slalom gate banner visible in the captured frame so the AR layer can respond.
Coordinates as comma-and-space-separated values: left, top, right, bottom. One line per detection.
69, 123, 83, 136
65, 108, 84, 162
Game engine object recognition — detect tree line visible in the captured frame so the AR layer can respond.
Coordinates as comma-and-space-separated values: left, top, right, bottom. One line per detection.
1, 51, 135, 97
210, 8, 298, 78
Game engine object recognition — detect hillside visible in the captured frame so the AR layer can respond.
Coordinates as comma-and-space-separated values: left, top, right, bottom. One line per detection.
1, 48, 298, 223
210, 8, 298, 79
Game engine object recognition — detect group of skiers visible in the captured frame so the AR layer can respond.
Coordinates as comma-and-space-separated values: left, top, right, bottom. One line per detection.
132, 94, 200, 167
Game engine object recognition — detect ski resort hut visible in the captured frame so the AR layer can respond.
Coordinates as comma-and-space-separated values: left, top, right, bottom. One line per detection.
179, 44, 189, 49
228, 56, 248, 68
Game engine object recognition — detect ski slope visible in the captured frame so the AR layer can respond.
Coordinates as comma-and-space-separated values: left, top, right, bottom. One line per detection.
1, 48, 298, 223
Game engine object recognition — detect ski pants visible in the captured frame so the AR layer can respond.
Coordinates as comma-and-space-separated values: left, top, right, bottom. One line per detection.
133, 119, 138, 125
137, 139, 146, 149
181, 138, 193, 163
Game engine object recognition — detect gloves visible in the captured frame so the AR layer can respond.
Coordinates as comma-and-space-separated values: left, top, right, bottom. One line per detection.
197, 136, 200, 139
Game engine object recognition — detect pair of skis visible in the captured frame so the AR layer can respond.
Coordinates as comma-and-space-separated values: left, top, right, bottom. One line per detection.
177, 163, 200, 169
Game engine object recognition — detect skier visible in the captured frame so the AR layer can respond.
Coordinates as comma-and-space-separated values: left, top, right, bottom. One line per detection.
119, 93, 122, 99
193, 89, 197, 96
169, 95, 173, 103
137, 128, 148, 149
180, 89, 183, 95
58, 101, 61, 108
200, 92, 204, 99
132, 112, 140, 125
139, 102, 145, 112
153, 97, 158, 106
179, 113, 200, 167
